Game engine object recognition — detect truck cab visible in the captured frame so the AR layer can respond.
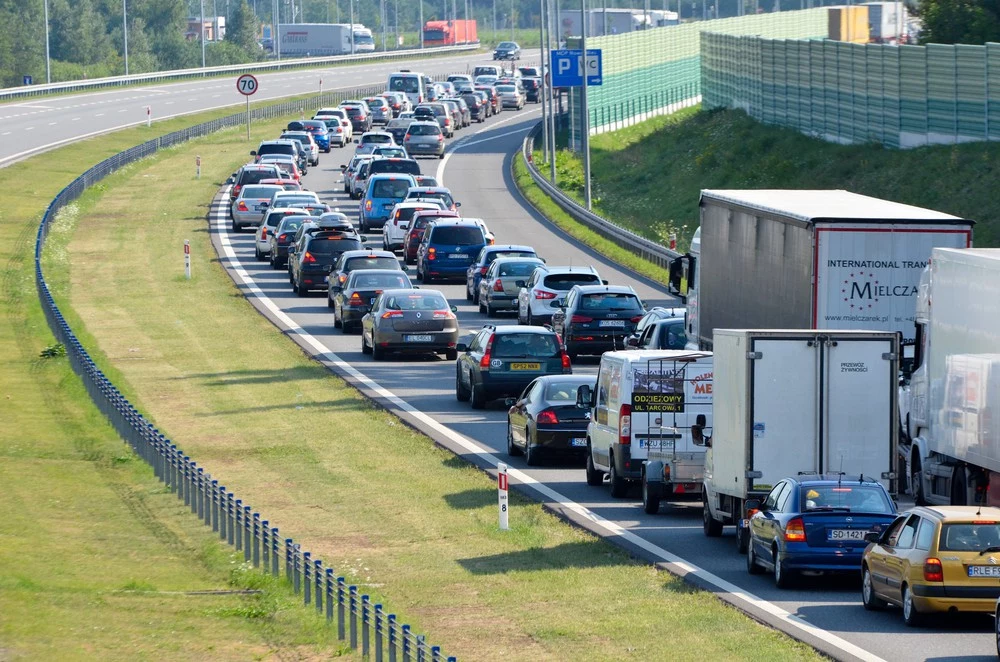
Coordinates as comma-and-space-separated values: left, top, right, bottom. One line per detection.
668, 226, 700, 350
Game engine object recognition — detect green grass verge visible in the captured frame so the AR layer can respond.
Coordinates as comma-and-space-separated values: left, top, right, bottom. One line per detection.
548, 106, 1000, 252
512, 151, 670, 285
0, 110, 357, 657
44, 106, 821, 660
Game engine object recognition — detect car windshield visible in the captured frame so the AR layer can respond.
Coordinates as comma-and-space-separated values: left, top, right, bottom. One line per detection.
492, 334, 561, 359
375, 148, 407, 158
363, 135, 393, 144
800, 485, 893, 514
580, 293, 642, 311
389, 76, 420, 93
372, 180, 413, 198
350, 272, 410, 289
543, 273, 598, 289
385, 293, 448, 311
274, 195, 318, 206
242, 186, 281, 198
371, 161, 420, 175
409, 124, 440, 136
346, 257, 399, 271
499, 42, 516, 49
308, 238, 363, 255
545, 380, 592, 401
939, 522, 1000, 551
431, 226, 484, 245
498, 261, 543, 277
497, 85, 516, 93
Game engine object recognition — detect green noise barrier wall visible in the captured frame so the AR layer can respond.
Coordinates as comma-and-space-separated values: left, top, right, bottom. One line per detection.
572, 8, 828, 135
701, 33, 1000, 148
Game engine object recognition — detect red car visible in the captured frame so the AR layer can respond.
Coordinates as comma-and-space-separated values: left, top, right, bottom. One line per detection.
403, 209, 459, 265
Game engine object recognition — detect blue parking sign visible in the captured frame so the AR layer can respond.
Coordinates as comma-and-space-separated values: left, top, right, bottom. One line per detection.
23, 75, 32, 86
549, 49, 602, 87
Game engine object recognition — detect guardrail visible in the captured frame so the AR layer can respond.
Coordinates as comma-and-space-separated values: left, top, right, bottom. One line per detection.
519, 122, 679, 271
34, 84, 454, 661
2, 44, 479, 102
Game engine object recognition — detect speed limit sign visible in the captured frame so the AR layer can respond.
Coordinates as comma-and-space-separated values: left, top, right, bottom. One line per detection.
236, 74, 258, 96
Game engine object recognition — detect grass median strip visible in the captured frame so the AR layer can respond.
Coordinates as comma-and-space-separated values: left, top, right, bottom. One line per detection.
47, 114, 822, 659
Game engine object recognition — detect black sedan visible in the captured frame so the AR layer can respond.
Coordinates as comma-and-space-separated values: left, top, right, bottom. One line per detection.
330, 269, 412, 333
268, 214, 311, 269
506, 375, 596, 466
493, 41, 521, 60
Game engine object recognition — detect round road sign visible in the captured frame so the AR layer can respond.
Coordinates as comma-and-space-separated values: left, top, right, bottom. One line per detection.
236, 74, 259, 96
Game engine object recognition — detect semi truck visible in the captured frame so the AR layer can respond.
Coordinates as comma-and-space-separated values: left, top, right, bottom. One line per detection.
670, 190, 974, 351
422, 19, 478, 46
901, 248, 1000, 507
278, 23, 354, 56
702, 329, 899, 552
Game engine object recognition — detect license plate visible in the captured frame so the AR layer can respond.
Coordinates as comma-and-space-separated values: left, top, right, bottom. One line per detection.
571, 437, 587, 447
383, 203, 394, 209
404, 334, 433, 342
323, 276, 329, 283
599, 320, 626, 327
255, 204, 265, 211
448, 253, 467, 260
510, 362, 540, 370
968, 565, 1000, 577
369, 297, 376, 304
827, 529, 868, 541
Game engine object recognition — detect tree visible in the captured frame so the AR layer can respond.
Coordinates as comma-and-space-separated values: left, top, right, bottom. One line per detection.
226, 0, 263, 58
917, 0, 1000, 44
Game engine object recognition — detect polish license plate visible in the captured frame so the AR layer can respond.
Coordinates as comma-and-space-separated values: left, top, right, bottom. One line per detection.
369, 297, 376, 304
827, 529, 868, 541
599, 320, 626, 327
510, 362, 540, 370
255, 204, 266, 211
404, 334, 433, 342
968, 565, 1000, 577
571, 438, 587, 447
448, 253, 467, 260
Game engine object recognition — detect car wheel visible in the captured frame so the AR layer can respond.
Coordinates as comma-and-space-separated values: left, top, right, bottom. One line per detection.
231, 219, 240, 233
456, 367, 470, 401
466, 282, 474, 302
444, 348, 457, 361
255, 245, 262, 260
506, 421, 522, 456
703, 501, 723, 537
422, 272, 434, 285
902, 585, 924, 626
479, 299, 487, 315
773, 548, 795, 589
861, 567, 886, 610
526, 310, 534, 326
296, 282, 308, 297
404, 255, 415, 266
585, 445, 603, 486
746, 539, 764, 575
372, 341, 385, 361
736, 526, 749, 554
485, 302, 496, 318
328, 295, 337, 311
439, 153, 446, 160
641, 474, 659, 515
359, 217, 367, 233
361, 330, 372, 355
524, 433, 541, 467
269, 252, 277, 269
470, 381, 486, 409
473, 288, 480, 305
609, 459, 628, 498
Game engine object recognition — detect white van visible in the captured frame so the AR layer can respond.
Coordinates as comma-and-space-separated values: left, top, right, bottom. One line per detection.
579, 350, 713, 500
387, 71, 432, 107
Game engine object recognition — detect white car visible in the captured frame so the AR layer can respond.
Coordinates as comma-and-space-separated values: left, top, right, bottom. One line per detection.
255, 207, 303, 260
460, 217, 496, 245
281, 131, 320, 166
496, 84, 524, 110
270, 190, 322, 211
354, 131, 397, 155
516, 265, 603, 325
382, 201, 445, 252
315, 108, 353, 145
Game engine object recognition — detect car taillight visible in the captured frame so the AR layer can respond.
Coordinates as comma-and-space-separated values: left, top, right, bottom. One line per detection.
493, 278, 504, 292
260, 227, 268, 239
631, 316, 643, 323
432, 310, 455, 319
404, 135, 411, 141
570, 315, 593, 324
365, 200, 372, 211
619, 404, 631, 446
381, 310, 403, 318
278, 233, 288, 242
561, 350, 571, 370
427, 247, 436, 261
784, 517, 806, 542
534, 290, 556, 300
479, 266, 489, 276
923, 558, 944, 582
338, 273, 348, 285
348, 293, 364, 306
232, 184, 242, 196
480, 333, 495, 368
237, 201, 248, 211
536, 410, 559, 425
437, 134, 444, 141
358, 113, 366, 119
303, 251, 317, 263
444, 118, 451, 125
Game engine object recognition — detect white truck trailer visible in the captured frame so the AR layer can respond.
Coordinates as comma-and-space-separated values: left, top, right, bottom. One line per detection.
901, 248, 1000, 507
278, 23, 355, 56
703, 329, 899, 552
669, 190, 974, 351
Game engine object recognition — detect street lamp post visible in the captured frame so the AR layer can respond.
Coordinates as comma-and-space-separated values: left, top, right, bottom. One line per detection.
510, 0, 515, 40
419, 0, 424, 48
540, 0, 548, 165
44, 0, 51, 84
579, 0, 591, 209
349, 0, 355, 54
200, 0, 206, 68
123, 0, 130, 75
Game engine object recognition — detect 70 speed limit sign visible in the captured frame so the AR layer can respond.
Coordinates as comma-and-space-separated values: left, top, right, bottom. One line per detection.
236, 74, 258, 96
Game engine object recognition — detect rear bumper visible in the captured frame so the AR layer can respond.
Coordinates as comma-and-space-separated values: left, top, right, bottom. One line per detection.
406, 144, 445, 156
534, 427, 590, 453
480, 374, 538, 399
565, 334, 631, 354
485, 293, 517, 310
781, 546, 867, 571
611, 445, 642, 480
424, 264, 471, 278
339, 307, 372, 324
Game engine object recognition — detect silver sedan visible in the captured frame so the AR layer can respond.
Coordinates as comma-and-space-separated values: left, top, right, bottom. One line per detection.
230, 184, 285, 232
361, 289, 459, 361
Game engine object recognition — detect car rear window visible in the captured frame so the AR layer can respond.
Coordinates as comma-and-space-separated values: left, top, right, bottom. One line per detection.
397, 206, 436, 222
257, 144, 295, 156
242, 186, 280, 198
239, 169, 278, 185
413, 191, 453, 207
350, 272, 411, 289
409, 124, 441, 136
487, 250, 535, 264
345, 107, 364, 116
276, 218, 307, 234
370, 160, 420, 176
545, 381, 589, 401
544, 273, 600, 290
372, 179, 413, 198
939, 522, 1000, 551
431, 226, 485, 245
498, 261, 542, 277
800, 485, 893, 514
385, 293, 448, 311
308, 238, 363, 255
275, 195, 319, 206
492, 334, 561, 359
363, 134, 393, 144
374, 148, 407, 158
346, 256, 399, 271
579, 293, 642, 312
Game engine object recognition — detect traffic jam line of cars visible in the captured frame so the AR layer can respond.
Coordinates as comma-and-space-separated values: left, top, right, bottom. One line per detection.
220, 64, 1000, 658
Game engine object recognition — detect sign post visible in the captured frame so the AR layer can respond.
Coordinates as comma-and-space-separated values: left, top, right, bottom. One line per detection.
184, 240, 191, 280
236, 73, 259, 141
498, 463, 509, 530
550, 47, 602, 211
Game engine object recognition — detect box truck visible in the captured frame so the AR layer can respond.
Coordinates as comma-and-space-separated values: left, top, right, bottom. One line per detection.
422, 19, 478, 46
900, 249, 1000, 507
670, 190, 974, 351
863, 2, 907, 41
278, 23, 353, 56
703, 329, 899, 552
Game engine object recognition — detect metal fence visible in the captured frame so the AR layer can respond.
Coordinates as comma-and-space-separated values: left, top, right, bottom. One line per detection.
1, 44, 478, 102
34, 85, 453, 662
702, 33, 1000, 148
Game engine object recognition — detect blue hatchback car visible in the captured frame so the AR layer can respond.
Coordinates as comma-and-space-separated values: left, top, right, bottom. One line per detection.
301, 120, 331, 152
360, 174, 417, 232
416, 219, 488, 284
746, 475, 898, 588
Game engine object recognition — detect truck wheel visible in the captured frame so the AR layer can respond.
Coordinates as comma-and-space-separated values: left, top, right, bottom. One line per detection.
703, 501, 723, 537
642, 476, 660, 515
911, 454, 927, 505
585, 445, 603, 486
609, 459, 628, 498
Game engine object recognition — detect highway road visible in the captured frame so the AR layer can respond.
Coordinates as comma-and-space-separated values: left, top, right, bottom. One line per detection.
8, 51, 996, 662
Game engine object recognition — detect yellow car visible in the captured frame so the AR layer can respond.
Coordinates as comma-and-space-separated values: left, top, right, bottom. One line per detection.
861, 505, 1000, 626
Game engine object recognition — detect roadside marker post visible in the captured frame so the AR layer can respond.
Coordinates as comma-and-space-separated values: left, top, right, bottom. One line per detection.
195, 155, 201, 179
184, 240, 191, 279
146, 105, 151, 127
498, 463, 509, 530
319, 78, 323, 96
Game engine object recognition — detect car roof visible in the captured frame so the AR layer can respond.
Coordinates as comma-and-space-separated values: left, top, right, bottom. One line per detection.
341, 249, 396, 259
429, 219, 483, 228
490, 256, 544, 265
788, 475, 888, 486
407, 186, 450, 193
361, 131, 393, 138
369, 173, 416, 182
487, 244, 535, 253
647, 306, 686, 319
910, 505, 1000, 521
534, 264, 597, 274
483, 324, 557, 335
408, 120, 440, 127
571, 284, 637, 294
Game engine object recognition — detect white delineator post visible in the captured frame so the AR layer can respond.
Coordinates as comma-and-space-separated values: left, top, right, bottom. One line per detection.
319, 78, 323, 96
498, 463, 509, 530
146, 105, 151, 127
195, 155, 201, 179
184, 240, 191, 279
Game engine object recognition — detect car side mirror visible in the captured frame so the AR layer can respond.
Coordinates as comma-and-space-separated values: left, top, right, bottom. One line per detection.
354, 139, 359, 144
576, 384, 593, 409
450, 305, 458, 313
864, 532, 880, 544
456, 342, 468, 352
745, 498, 762, 513
626, 336, 639, 348
226, 176, 235, 184
550, 300, 563, 308
260, 201, 270, 208
601, 279, 609, 285
455, 202, 462, 208
504, 397, 517, 407
515, 280, 526, 288
360, 237, 367, 243
340, 165, 347, 170
287, 246, 295, 253
250, 150, 257, 156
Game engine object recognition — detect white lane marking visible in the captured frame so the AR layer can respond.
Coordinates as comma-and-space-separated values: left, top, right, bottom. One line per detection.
96, 113, 104, 116
25, 126, 34, 131
210, 194, 885, 662
2, 103, 53, 110
48, 122, 57, 126
436, 110, 541, 185
1, 131, 9, 136
71, 117, 80, 121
